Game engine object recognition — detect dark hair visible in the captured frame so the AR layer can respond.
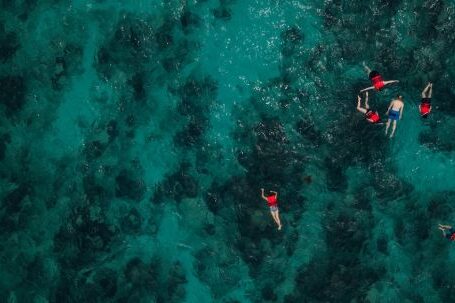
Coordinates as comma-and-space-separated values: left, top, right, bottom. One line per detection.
422, 113, 429, 119
397, 95, 403, 100
267, 192, 276, 197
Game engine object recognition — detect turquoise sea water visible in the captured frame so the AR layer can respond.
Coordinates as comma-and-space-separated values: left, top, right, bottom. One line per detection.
1, 0, 455, 302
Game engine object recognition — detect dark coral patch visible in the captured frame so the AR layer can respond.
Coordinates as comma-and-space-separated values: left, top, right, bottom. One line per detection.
174, 117, 206, 147
153, 163, 199, 203
124, 257, 157, 288
115, 169, 146, 202
0, 133, 11, 160
0, 26, 19, 62
212, 7, 231, 20
180, 11, 201, 30
129, 72, 146, 101
121, 207, 143, 234
106, 120, 119, 142
84, 140, 108, 160
0, 75, 26, 113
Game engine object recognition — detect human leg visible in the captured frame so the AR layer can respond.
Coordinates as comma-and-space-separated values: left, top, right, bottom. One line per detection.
270, 206, 281, 229
385, 119, 391, 135
365, 96, 370, 110
273, 210, 282, 230
357, 95, 367, 113
363, 62, 372, 74
422, 82, 431, 98
390, 121, 397, 138
357, 105, 367, 114
270, 211, 279, 226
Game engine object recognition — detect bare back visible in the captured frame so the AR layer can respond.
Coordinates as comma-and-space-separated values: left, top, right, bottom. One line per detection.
390, 99, 404, 111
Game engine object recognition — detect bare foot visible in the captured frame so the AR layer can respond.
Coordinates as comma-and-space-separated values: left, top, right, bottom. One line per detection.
278, 225, 282, 231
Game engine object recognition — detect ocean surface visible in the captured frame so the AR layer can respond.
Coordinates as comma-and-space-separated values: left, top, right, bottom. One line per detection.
1, 0, 455, 302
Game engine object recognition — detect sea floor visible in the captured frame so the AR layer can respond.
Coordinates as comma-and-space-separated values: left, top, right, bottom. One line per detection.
1, 0, 455, 302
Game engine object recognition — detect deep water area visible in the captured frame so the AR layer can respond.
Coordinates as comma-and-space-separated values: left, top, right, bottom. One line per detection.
1, 0, 455, 302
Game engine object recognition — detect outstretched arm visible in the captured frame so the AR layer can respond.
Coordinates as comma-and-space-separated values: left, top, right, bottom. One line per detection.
400, 104, 404, 119
362, 62, 372, 74
360, 86, 375, 93
422, 82, 431, 97
356, 95, 366, 113
440, 224, 452, 229
364, 92, 369, 109
260, 188, 267, 201
384, 80, 399, 86
270, 190, 278, 199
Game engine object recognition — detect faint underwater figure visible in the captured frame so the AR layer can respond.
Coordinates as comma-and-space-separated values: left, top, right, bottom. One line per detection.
360, 63, 399, 92
438, 224, 455, 240
356, 92, 381, 124
303, 175, 312, 184
385, 95, 404, 138
419, 82, 433, 118
261, 188, 282, 230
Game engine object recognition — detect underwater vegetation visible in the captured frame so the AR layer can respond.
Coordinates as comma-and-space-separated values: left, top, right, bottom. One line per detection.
1, 0, 455, 302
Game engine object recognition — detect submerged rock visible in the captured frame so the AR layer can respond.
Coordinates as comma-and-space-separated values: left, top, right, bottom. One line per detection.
124, 257, 156, 287
115, 169, 146, 202
121, 207, 143, 233
0, 28, 19, 62
0, 75, 26, 114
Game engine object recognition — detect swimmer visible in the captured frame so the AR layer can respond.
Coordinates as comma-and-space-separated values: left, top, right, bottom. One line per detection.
438, 224, 455, 241
356, 92, 381, 124
385, 95, 404, 138
261, 188, 282, 230
419, 82, 433, 118
360, 63, 399, 92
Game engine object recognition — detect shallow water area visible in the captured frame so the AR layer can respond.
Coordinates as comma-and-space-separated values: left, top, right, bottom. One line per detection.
1, 0, 455, 302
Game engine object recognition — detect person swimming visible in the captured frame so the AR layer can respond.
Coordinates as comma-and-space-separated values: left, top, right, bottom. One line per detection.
438, 224, 455, 241
419, 82, 433, 118
356, 92, 381, 124
360, 63, 399, 93
261, 188, 282, 230
385, 95, 404, 138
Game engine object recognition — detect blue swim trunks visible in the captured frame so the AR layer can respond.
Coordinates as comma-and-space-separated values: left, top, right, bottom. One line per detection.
388, 109, 400, 121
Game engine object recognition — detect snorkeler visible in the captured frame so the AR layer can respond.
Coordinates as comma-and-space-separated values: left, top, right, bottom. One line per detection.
385, 95, 404, 138
360, 63, 399, 93
356, 92, 381, 124
438, 224, 455, 241
419, 82, 433, 118
261, 188, 282, 230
